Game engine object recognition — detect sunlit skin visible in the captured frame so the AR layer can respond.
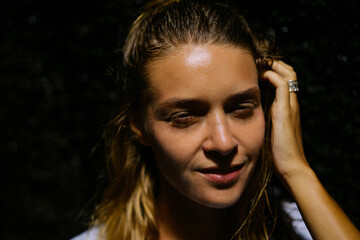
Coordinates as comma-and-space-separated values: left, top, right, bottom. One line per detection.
130, 44, 360, 240
142, 45, 265, 209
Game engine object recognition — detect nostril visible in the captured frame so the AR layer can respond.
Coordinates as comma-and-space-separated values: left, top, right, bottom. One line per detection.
204, 147, 238, 161
210, 134, 238, 156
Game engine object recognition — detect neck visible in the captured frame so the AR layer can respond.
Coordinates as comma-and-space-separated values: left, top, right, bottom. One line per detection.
156, 176, 231, 240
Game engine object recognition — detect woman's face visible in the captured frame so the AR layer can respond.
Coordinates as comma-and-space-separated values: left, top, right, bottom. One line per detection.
141, 44, 265, 209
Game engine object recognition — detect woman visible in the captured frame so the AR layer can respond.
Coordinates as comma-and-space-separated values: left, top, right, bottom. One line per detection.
72, 0, 360, 239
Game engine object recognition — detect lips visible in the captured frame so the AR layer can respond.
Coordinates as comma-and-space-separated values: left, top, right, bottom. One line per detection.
197, 164, 244, 185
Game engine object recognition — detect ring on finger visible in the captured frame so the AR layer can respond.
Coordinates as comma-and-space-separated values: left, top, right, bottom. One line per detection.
288, 80, 299, 92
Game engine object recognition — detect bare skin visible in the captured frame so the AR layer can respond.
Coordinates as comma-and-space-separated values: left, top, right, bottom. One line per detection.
131, 44, 360, 239
156, 173, 230, 240
262, 61, 360, 240
138, 45, 263, 239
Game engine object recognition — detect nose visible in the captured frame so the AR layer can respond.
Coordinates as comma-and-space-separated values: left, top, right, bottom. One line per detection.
202, 112, 237, 156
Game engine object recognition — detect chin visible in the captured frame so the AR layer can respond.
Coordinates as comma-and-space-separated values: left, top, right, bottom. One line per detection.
194, 188, 245, 209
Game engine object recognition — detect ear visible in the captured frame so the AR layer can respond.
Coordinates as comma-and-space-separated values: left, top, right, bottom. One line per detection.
128, 110, 151, 146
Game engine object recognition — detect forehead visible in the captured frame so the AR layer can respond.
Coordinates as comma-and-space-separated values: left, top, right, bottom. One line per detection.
145, 44, 258, 102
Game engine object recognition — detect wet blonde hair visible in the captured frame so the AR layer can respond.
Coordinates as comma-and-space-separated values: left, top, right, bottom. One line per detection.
93, 0, 279, 239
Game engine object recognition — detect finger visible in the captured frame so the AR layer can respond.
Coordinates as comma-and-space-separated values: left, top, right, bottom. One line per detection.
272, 61, 299, 110
273, 62, 303, 155
290, 92, 299, 109
264, 61, 303, 152
271, 61, 297, 80
261, 70, 290, 109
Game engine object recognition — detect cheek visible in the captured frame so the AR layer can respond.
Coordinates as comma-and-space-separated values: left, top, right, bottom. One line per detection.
254, 116, 266, 148
148, 128, 201, 195
147, 124, 201, 170
239, 112, 266, 154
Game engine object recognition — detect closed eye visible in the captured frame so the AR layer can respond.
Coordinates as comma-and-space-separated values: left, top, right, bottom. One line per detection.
223, 87, 260, 119
230, 103, 257, 119
167, 111, 201, 128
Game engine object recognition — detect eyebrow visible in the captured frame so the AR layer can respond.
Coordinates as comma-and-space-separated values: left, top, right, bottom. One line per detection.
154, 98, 206, 118
154, 87, 260, 117
224, 87, 261, 106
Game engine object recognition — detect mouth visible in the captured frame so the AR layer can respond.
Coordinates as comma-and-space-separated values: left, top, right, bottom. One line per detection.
196, 164, 245, 185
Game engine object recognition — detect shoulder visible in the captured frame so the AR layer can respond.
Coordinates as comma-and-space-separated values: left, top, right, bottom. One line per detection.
281, 201, 313, 240
70, 227, 102, 240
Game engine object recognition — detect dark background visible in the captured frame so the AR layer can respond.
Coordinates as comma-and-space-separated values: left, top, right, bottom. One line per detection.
1, 0, 359, 239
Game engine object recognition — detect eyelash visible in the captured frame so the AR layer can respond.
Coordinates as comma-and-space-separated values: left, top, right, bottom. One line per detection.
167, 112, 199, 127
167, 103, 256, 128
230, 104, 256, 119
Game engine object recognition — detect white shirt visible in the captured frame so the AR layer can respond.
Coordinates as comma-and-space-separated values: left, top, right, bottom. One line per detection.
70, 227, 101, 240
281, 201, 312, 240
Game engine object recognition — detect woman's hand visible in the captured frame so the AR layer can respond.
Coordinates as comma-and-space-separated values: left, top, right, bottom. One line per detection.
261, 60, 360, 240
261, 60, 310, 181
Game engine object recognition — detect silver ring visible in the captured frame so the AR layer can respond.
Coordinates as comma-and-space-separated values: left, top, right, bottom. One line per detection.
288, 80, 299, 92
